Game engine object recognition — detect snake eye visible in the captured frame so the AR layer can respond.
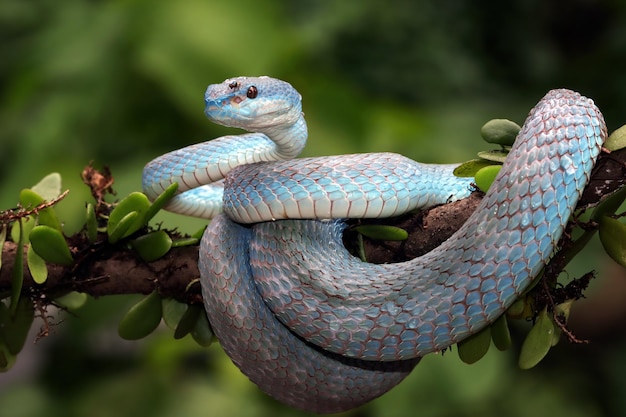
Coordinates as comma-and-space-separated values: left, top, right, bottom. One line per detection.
247, 86, 258, 99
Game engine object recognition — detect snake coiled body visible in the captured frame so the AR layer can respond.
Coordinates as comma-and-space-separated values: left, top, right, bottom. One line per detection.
142, 77, 606, 413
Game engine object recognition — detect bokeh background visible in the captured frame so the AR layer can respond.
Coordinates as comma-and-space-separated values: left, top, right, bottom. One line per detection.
2, 0, 626, 416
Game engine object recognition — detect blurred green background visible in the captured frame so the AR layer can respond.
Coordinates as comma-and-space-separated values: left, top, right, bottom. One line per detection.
2, 0, 626, 416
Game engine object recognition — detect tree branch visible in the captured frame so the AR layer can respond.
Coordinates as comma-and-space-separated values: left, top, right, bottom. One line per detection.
0, 238, 202, 304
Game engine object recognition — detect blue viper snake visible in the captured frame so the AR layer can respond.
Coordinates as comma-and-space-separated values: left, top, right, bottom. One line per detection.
142, 76, 607, 413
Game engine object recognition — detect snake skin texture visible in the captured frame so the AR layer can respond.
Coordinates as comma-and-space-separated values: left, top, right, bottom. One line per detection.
142, 76, 607, 413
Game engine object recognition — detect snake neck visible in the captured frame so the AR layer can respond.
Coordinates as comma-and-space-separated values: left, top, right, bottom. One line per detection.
262, 113, 308, 160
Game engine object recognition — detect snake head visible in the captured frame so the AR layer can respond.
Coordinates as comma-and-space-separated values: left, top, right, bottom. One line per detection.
204, 76, 302, 131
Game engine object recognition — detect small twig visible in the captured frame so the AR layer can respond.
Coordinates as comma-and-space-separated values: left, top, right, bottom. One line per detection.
0, 190, 70, 227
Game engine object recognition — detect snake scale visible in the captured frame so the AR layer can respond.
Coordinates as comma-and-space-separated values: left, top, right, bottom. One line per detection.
142, 76, 607, 413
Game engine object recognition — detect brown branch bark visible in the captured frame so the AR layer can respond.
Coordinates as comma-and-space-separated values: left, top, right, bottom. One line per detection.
0, 239, 202, 305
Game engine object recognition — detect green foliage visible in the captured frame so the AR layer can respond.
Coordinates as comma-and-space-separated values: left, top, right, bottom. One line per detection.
131, 231, 173, 262
118, 291, 163, 340
453, 118, 514, 192
85, 203, 98, 243
604, 124, 626, 151
480, 119, 520, 147
107, 192, 151, 243
29, 225, 74, 266
458, 326, 492, 365
0, 297, 34, 371
53, 291, 88, 311
599, 216, 626, 268
474, 165, 502, 193
518, 308, 555, 370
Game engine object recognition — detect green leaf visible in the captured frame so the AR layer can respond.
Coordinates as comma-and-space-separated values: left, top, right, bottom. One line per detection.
490, 314, 512, 351
598, 216, 626, 268
29, 225, 74, 266
0, 297, 34, 355
605, 124, 626, 151
506, 298, 527, 319
31, 173, 62, 201
107, 192, 151, 243
477, 149, 508, 163
161, 298, 188, 330
131, 230, 172, 262
144, 183, 179, 223
453, 159, 496, 178
480, 119, 520, 146
474, 165, 502, 192
10, 216, 36, 245
174, 304, 202, 340
191, 310, 214, 347
171, 237, 200, 248
353, 225, 408, 241
107, 211, 139, 244
53, 292, 88, 311
85, 203, 98, 243
26, 245, 48, 284
518, 307, 555, 369
457, 326, 491, 364
118, 291, 163, 340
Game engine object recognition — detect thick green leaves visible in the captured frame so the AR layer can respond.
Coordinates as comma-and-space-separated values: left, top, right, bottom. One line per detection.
54, 292, 88, 311
474, 165, 502, 192
490, 314, 512, 351
453, 159, 495, 178
476, 150, 508, 164
480, 119, 520, 146
174, 304, 202, 340
144, 183, 179, 223
518, 307, 554, 369
107, 192, 151, 243
29, 225, 74, 266
457, 326, 491, 364
30, 173, 62, 201
26, 246, 48, 284
598, 216, 626, 268
605, 124, 626, 151
506, 298, 527, 319
161, 298, 188, 330
10, 216, 36, 245
85, 203, 98, 243
0, 297, 34, 357
161, 299, 212, 344
118, 291, 163, 340
131, 230, 172, 262
107, 185, 178, 244
191, 311, 214, 347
